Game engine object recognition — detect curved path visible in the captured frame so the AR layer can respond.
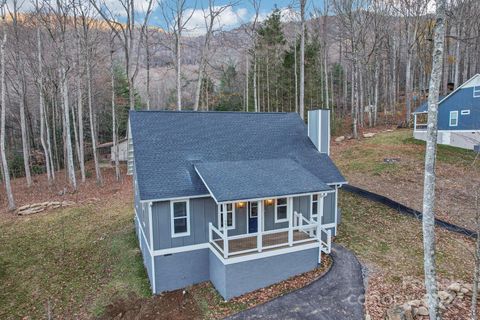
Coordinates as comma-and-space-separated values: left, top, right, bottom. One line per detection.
226, 244, 365, 320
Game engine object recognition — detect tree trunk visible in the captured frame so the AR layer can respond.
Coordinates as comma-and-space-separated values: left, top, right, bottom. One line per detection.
60, 65, 77, 191
111, 43, 120, 181
422, 0, 446, 318
0, 12, 15, 210
294, 43, 298, 113
86, 47, 102, 184
472, 190, 480, 320
176, 31, 182, 110
37, 28, 52, 183
76, 38, 85, 182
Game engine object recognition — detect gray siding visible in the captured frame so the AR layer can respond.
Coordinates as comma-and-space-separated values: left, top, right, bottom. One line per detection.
152, 197, 218, 250
154, 249, 210, 293
307, 109, 330, 154
136, 218, 153, 289
150, 192, 338, 251
209, 247, 319, 300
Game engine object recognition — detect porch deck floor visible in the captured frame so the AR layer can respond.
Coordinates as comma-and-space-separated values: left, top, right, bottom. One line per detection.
213, 230, 317, 257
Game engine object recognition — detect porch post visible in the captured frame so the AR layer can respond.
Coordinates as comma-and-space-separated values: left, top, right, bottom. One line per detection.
414, 114, 417, 131
317, 193, 326, 264
222, 204, 228, 259
257, 200, 263, 252
288, 197, 293, 246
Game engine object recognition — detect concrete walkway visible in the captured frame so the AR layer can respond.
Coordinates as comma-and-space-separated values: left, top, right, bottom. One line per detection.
226, 244, 365, 320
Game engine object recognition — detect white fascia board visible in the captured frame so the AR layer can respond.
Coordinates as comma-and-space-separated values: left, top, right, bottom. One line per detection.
216, 189, 336, 205
139, 193, 211, 203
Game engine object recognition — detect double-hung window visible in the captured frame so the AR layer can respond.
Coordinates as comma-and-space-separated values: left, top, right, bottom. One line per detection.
473, 86, 480, 98
171, 200, 190, 237
449, 111, 458, 127
275, 198, 288, 223
311, 194, 320, 219
219, 203, 235, 230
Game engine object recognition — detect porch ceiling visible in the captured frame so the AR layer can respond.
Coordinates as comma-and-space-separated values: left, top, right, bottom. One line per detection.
194, 158, 332, 203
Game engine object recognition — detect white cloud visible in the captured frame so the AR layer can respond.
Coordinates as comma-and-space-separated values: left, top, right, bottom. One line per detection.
183, 6, 248, 36
255, 7, 299, 24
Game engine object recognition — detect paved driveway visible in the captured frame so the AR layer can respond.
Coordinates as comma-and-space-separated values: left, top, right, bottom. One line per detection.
226, 244, 365, 320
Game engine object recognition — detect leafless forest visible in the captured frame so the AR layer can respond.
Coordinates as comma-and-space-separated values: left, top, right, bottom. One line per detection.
1, 0, 480, 210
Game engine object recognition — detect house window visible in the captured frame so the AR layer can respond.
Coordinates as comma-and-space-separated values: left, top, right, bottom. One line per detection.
249, 202, 258, 218
171, 200, 190, 237
219, 203, 235, 230
449, 111, 458, 127
275, 198, 288, 223
311, 194, 320, 218
473, 86, 480, 98
141, 203, 147, 227
461, 109, 470, 115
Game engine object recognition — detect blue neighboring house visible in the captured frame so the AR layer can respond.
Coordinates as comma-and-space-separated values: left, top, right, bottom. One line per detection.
413, 74, 480, 149
128, 109, 347, 300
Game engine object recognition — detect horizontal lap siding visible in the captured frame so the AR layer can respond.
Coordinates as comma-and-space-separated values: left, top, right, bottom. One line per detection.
322, 192, 336, 225
438, 87, 480, 131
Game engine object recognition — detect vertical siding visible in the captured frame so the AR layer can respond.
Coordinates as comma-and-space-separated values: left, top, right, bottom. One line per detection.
322, 192, 336, 224
152, 197, 217, 250
136, 219, 153, 290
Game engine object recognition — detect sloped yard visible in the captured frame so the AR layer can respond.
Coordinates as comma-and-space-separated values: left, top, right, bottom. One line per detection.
332, 129, 480, 229
337, 191, 477, 320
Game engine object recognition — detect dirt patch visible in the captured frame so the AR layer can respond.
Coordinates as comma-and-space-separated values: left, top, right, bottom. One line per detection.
100, 290, 202, 320
100, 256, 333, 320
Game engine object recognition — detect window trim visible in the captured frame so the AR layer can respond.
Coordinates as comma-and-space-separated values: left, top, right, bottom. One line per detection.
461, 109, 470, 115
473, 86, 480, 98
274, 198, 289, 223
249, 202, 258, 218
449, 111, 459, 127
170, 199, 190, 238
218, 203, 236, 231
310, 194, 320, 219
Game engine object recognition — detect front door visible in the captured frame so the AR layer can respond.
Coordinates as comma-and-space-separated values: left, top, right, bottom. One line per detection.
248, 202, 258, 233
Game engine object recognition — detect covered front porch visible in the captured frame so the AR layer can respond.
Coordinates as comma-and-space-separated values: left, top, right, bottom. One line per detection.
194, 158, 334, 262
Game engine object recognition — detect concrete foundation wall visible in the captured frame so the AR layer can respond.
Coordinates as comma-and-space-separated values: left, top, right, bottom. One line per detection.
154, 248, 210, 293
209, 247, 319, 300
414, 130, 480, 150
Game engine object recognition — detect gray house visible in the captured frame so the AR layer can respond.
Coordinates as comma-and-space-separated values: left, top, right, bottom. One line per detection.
129, 109, 347, 300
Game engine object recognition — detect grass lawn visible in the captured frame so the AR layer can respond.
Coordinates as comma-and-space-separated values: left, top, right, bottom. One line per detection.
337, 191, 477, 319
332, 129, 480, 228
0, 197, 151, 319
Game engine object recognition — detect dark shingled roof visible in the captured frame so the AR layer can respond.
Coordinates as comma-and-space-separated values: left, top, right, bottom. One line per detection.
195, 159, 332, 203
413, 96, 446, 114
130, 111, 346, 202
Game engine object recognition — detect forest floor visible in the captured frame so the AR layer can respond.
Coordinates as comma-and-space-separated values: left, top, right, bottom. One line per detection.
0, 130, 479, 319
331, 128, 480, 229
336, 191, 477, 320
0, 165, 332, 319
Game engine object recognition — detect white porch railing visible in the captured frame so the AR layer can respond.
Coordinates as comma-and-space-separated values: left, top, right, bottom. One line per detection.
208, 212, 320, 259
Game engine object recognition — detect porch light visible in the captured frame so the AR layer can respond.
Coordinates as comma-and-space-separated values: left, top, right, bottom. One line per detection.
236, 202, 246, 209
265, 199, 274, 206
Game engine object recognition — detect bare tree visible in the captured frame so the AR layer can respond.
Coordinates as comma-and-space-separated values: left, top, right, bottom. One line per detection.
160, 0, 195, 110
9, 0, 32, 187
0, 1, 14, 210
193, 0, 234, 111
110, 33, 120, 181
422, 0, 447, 318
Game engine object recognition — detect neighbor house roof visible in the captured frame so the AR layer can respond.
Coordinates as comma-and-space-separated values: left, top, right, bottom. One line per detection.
194, 159, 333, 203
130, 111, 346, 202
412, 96, 446, 114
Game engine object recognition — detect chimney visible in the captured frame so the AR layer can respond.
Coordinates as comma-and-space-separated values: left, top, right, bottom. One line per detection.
308, 109, 330, 155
